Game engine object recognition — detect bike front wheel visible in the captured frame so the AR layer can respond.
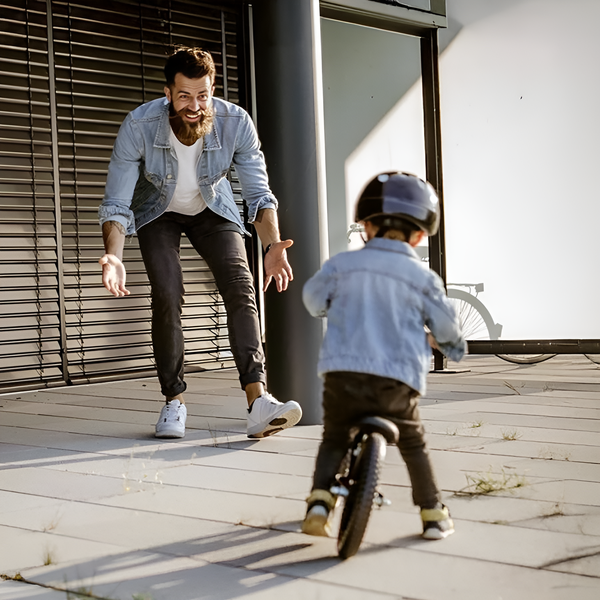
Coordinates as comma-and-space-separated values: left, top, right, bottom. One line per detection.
337, 432, 385, 560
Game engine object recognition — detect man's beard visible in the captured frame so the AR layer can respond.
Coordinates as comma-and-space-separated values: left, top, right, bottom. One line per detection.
169, 103, 214, 145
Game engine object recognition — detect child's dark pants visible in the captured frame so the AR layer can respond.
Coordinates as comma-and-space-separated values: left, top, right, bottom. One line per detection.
312, 371, 441, 509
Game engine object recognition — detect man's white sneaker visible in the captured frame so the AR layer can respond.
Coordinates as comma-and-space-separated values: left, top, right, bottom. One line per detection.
155, 399, 187, 438
247, 392, 302, 438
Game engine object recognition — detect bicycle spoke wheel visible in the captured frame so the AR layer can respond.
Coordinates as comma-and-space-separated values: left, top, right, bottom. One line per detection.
447, 289, 502, 340
337, 433, 385, 560
496, 354, 556, 364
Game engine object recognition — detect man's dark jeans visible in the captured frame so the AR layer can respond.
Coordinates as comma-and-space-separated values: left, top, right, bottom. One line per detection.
312, 371, 442, 509
137, 209, 266, 397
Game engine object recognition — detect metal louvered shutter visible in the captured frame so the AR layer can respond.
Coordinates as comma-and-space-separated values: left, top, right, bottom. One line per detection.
0, 0, 249, 392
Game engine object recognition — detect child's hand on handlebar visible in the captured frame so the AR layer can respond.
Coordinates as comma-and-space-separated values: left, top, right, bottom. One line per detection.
427, 333, 439, 350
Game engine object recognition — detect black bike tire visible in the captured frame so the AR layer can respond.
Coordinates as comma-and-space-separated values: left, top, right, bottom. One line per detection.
496, 354, 556, 365
337, 432, 384, 560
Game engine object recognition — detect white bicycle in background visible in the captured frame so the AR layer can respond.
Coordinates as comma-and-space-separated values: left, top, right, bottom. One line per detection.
414, 247, 560, 365
348, 226, 560, 365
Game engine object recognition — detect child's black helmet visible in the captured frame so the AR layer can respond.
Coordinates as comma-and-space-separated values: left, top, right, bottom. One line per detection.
355, 172, 440, 236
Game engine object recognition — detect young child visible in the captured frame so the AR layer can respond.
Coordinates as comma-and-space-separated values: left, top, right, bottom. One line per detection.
301, 171, 466, 540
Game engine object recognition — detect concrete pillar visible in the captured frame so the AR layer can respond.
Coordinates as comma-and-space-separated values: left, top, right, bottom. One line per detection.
252, 0, 328, 424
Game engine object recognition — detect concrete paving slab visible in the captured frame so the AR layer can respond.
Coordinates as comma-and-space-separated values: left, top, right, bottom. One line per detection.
425, 431, 505, 451
422, 399, 600, 421
422, 409, 600, 433
0, 412, 153, 438
497, 455, 600, 482
425, 388, 600, 408
1, 500, 240, 553
0, 491, 66, 520
1, 357, 599, 598
442, 493, 572, 525
453, 438, 600, 463
424, 420, 600, 447
378, 517, 600, 569
155, 464, 311, 498
0, 425, 159, 453
187, 445, 316, 477
98, 482, 305, 529
546, 553, 600, 578
20, 550, 397, 600
0, 444, 88, 467
515, 511, 600, 537
0, 524, 127, 574
517, 479, 600, 507
0, 465, 155, 500
0, 580, 68, 599
248, 543, 600, 600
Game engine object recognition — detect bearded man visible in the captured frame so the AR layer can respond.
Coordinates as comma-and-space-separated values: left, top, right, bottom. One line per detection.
98, 47, 302, 439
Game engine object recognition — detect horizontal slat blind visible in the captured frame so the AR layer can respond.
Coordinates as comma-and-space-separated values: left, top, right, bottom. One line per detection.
0, 0, 64, 387
0, 0, 248, 391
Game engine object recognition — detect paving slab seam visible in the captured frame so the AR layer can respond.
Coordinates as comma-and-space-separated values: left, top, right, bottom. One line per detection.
539, 548, 600, 570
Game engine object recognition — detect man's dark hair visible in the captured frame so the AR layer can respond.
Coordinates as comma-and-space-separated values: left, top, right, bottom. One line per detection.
164, 46, 216, 86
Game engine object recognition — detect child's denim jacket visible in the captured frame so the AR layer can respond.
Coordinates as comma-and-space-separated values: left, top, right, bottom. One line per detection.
98, 97, 277, 235
303, 238, 466, 395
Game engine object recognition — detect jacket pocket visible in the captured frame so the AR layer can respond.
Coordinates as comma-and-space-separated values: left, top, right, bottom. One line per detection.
199, 168, 228, 186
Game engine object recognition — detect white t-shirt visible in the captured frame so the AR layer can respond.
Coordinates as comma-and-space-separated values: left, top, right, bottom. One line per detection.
166, 129, 207, 215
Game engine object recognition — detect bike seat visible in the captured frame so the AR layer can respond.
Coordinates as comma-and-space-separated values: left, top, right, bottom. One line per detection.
358, 416, 399, 445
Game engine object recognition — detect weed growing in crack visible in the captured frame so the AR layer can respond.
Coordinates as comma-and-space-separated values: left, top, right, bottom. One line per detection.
501, 428, 522, 441
65, 584, 110, 599
206, 422, 232, 448
543, 501, 565, 518
457, 468, 527, 496
538, 446, 572, 461
503, 381, 522, 395
207, 422, 219, 447
42, 509, 63, 532
122, 446, 163, 492
43, 547, 55, 566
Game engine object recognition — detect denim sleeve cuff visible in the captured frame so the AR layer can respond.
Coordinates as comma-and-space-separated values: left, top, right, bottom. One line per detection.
439, 339, 468, 363
98, 209, 134, 236
248, 196, 278, 223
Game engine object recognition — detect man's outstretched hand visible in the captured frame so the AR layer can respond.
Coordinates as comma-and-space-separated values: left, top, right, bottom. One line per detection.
263, 239, 294, 292
99, 254, 130, 297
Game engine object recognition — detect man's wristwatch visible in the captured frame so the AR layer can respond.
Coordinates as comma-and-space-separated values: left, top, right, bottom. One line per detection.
264, 243, 273, 255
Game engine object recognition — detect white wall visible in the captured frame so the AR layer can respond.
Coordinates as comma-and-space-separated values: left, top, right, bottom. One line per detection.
320, 19, 423, 254
440, 0, 600, 338
321, 0, 600, 339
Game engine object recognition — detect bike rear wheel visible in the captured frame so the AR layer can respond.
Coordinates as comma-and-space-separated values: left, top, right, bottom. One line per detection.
337, 432, 385, 559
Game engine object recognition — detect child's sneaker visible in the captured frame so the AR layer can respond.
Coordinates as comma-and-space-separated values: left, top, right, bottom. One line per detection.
247, 392, 302, 438
421, 504, 454, 540
302, 489, 336, 537
155, 399, 187, 438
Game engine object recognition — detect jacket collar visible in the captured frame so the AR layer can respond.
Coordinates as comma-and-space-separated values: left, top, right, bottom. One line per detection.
365, 237, 419, 258
154, 98, 221, 150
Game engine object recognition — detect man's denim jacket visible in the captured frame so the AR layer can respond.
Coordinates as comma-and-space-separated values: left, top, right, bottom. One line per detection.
98, 96, 277, 235
303, 238, 467, 395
